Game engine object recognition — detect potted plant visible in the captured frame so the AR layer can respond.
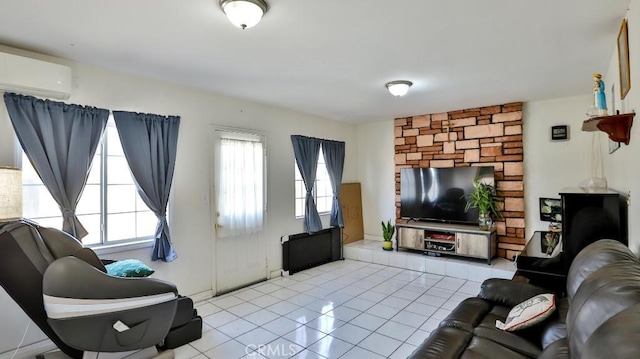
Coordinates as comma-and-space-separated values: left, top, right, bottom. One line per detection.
464, 179, 502, 230
381, 219, 395, 251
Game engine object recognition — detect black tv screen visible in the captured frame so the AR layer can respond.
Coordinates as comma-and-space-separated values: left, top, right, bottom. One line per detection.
400, 166, 495, 224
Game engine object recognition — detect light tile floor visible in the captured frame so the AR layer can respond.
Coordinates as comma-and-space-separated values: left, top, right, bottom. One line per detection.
177, 259, 486, 359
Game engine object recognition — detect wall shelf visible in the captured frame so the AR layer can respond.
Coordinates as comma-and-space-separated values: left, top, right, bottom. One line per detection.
582, 113, 635, 145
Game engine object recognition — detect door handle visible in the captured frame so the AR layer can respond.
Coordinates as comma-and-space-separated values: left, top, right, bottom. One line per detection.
215, 223, 223, 229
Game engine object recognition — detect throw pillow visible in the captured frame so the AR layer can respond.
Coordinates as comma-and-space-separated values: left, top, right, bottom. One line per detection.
496, 293, 556, 331
105, 259, 155, 278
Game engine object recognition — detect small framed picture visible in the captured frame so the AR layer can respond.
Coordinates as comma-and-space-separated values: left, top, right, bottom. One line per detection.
551, 125, 569, 141
618, 19, 631, 100
539, 198, 562, 222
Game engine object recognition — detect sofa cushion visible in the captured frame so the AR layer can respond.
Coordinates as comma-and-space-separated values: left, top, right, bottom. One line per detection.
541, 297, 569, 348
408, 326, 533, 359
473, 326, 542, 357
424, 297, 543, 358
538, 337, 569, 359
463, 336, 532, 359
408, 326, 472, 359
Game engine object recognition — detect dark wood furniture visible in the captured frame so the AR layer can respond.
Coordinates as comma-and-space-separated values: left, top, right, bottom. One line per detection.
582, 113, 634, 145
560, 188, 628, 246
559, 187, 628, 276
517, 231, 566, 295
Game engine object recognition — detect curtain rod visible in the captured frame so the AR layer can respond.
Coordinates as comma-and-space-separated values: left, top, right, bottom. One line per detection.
292, 134, 345, 144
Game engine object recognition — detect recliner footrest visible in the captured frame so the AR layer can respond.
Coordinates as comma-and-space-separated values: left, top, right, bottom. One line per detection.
162, 316, 202, 349
172, 296, 195, 328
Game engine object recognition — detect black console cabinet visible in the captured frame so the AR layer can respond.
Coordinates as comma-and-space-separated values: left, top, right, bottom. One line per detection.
517, 231, 566, 295
560, 188, 628, 245
560, 188, 628, 270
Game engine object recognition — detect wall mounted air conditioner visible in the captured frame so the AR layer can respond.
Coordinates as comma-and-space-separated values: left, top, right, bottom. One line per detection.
0, 52, 72, 100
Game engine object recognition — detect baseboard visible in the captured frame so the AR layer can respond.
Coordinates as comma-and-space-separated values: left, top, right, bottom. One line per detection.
269, 269, 282, 279
0, 338, 55, 359
190, 290, 214, 303
364, 234, 383, 241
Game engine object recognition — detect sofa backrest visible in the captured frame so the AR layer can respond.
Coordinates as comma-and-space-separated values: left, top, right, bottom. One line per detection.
580, 302, 640, 359
566, 260, 640, 357
566, 239, 638, 300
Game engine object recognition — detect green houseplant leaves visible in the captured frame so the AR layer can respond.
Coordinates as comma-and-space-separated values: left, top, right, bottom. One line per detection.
464, 179, 502, 218
381, 220, 395, 242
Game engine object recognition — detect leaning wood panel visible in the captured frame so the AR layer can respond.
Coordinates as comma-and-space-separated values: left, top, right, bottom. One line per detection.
339, 182, 364, 244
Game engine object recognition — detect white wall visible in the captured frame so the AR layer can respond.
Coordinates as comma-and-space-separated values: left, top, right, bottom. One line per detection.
523, 95, 598, 237
0, 46, 358, 355
356, 120, 396, 238
602, 0, 640, 254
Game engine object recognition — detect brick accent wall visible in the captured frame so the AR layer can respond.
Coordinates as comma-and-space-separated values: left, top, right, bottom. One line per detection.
394, 102, 525, 260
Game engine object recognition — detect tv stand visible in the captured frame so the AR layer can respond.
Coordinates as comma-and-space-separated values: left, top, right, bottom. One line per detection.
396, 221, 497, 265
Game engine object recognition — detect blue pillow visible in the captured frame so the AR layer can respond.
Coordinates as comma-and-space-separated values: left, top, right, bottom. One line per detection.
105, 259, 155, 277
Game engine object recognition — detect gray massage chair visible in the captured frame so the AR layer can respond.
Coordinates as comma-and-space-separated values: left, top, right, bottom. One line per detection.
0, 220, 202, 359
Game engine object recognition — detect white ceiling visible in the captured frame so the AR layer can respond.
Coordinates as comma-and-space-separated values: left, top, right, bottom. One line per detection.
0, 0, 630, 123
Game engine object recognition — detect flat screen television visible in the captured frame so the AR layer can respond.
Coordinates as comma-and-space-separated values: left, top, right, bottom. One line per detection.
400, 166, 495, 224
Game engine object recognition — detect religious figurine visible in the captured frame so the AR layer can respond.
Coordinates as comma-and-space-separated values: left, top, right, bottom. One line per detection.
593, 73, 608, 116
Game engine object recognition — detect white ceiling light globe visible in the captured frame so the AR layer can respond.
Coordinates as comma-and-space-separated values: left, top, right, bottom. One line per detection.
220, 0, 268, 29
386, 80, 413, 97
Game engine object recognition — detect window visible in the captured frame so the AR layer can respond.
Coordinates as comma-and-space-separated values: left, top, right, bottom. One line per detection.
294, 147, 332, 218
217, 134, 265, 237
21, 118, 156, 246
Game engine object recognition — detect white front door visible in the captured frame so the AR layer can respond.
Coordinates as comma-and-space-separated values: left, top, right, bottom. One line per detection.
211, 127, 268, 294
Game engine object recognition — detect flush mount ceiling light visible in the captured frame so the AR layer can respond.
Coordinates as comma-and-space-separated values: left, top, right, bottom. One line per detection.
219, 0, 268, 29
385, 80, 413, 97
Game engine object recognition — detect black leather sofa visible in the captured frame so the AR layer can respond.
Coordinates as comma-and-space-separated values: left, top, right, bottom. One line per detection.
409, 239, 640, 358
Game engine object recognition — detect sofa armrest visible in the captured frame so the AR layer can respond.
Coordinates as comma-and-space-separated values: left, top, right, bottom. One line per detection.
478, 278, 551, 307
72, 247, 107, 273
42, 256, 178, 352
43, 256, 177, 301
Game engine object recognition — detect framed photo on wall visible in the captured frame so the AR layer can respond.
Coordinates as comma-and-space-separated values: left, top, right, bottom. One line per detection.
618, 18, 631, 100
539, 198, 561, 222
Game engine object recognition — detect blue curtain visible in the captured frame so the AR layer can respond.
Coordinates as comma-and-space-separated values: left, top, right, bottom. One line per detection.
291, 135, 323, 233
322, 139, 345, 228
113, 111, 180, 262
3, 93, 108, 239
